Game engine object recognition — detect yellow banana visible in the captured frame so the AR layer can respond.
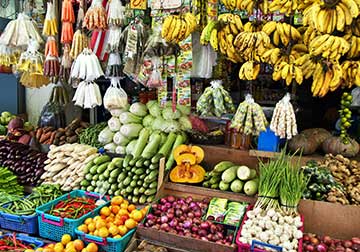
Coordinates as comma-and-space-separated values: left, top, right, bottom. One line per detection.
341, 0, 359, 17
210, 29, 219, 51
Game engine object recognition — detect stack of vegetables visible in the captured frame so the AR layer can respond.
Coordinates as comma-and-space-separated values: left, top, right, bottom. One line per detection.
0, 111, 17, 135
0, 184, 62, 216
98, 101, 192, 156
5, 117, 34, 145
81, 131, 186, 202
201, 161, 259, 196
0, 140, 47, 185
302, 233, 360, 252
0, 167, 23, 196
79, 122, 107, 148
46, 196, 97, 219
238, 150, 308, 252
41, 144, 99, 191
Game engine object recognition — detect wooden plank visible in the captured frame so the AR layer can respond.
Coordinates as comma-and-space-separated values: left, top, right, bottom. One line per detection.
157, 158, 166, 191
125, 237, 191, 252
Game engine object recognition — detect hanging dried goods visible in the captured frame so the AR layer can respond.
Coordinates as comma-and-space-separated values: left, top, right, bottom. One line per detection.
59, 44, 72, 81
43, 1, 58, 36
107, 0, 126, 27
70, 48, 104, 81
44, 36, 59, 57
70, 30, 89, 60
83, 0, 108, 30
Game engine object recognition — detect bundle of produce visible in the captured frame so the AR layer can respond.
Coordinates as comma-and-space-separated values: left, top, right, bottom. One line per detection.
70, 30, 89, 60
202, 161, 259, 196
5, 117, 33, 145
231, 94, 267, 136
261, 21, 302, 47
200, 14, 243, 63
61, 0, 75, 44
71, 48, 104, 81
289, 128, 331, 155
37, 234, 97, 252
0, 141, 47, 185
196, 80, 235, 117
107, 0, 126, 27
46, 196, 97, 219
219, 0, 270, 14
59, 44, 72, 82
103, 77, 128, 110
0, 167, 23, 196
270, 93, 298, 140
161, 13, 197, 44
0, 233, 42, 251
77, 196, 147, 239
83, 0, 107, 30
302, 161, 339, 201
142, 195, 236, 246
44, 36, 59, 57
43, 55, 60, 78
0, 184, 62, 215
303, 233, 360, 252
341, 61, 360, 89
338, 92, 353, 144
205, 198, 248, 226
81, 132, 186, 202
0, 44, 19, 67
41, 144, 98, 191
43, 1, 58, 36
73, 81, 103, 108
79, 122, 107, 149
169, 145, 206, 183
319, 154, 360, 205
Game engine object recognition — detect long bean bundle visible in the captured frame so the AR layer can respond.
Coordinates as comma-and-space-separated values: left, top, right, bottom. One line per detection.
79, 122, 107, 148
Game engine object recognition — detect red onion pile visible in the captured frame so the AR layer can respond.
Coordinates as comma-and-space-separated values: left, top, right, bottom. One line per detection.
303, 234, 359, 252
142, 195, 235, 246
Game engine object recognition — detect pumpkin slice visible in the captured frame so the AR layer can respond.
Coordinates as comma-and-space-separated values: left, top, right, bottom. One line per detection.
173, 144, 191, 162
170, 165, 188, 183
175, 153, 197, 165
169, 164, 206, 183
190, 146, 205, 163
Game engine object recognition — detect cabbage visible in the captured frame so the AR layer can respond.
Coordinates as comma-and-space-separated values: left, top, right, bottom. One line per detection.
143, 114, 155, 127
148, 103, 162, 117
98, 127, 115, 144
162, 107, 181, 120
177, 105, 191, 115
108, 117, 121, 132
179, 116, 192, 131
104, 143, 117, 152
119, 112, 143, 124
113, 132, 130, 145
146, 100, 157, 109
163, 120, 181, 133
120, 123, 143, 138
129, 102, 148, 117
115, 146, 126, 155
109, 106, 129, 117
152, 117, 166, 131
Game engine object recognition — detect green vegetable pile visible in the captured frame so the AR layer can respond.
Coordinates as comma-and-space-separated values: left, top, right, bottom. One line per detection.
0, 184, 63, 215
0, 166, 23, 196
79, 122, 107, 148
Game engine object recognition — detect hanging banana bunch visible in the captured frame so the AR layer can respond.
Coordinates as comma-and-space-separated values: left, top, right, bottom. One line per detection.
303, 26, 321, 47
344, 33, 360, 59
272, 62, 304, 85
262, 21, 302, 47
311, 61, 343, 97
341, 60, 360, 88
220, 0, 270, 15
309, 35, 350, 61
295, 54, 319, 80
268, 0, 303, 16
161, 13, 197, 44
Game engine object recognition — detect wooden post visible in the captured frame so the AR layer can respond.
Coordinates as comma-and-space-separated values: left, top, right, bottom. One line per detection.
157, 157, 165, 191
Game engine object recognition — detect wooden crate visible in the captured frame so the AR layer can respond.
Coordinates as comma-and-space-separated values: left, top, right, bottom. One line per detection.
125, 238, 190, 252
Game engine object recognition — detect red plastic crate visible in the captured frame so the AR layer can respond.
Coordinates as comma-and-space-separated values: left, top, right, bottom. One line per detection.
236, 205, 304, 252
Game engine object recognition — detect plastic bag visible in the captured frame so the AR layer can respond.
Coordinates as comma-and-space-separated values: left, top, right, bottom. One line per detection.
146, 56, 163, 88
103, 77, 128, 110
106, 52, 123, 77
352, 87, 360, 106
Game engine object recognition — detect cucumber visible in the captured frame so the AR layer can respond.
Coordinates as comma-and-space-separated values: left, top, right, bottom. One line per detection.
114, 190, 121, 196
127, 171, 133, 176
210, 183, 219, 189
135, 168, 145, 175
118, 182, 124, 189
112, 157, 124, 168
108, 177, 116, 184
108, 189, 113, 195
107, 163, 116, 172
137, 180, 143, 186
144, 188, 157, 196
151, 154, 163, 164
131, 167, 137, 173
132, 196, 139, 204
139, 174, 146, 180
123, 177, 131, 186
144, 170, 158, 183
99, 174, 105, 181
219, 181, 230, 191
130, 181, 137, 187
146, 195, 155, 203
123, 155, 133, 167
135, 158, 145, 168
91, 181, 96, 187
111, 184, 118, 191
141, 133, 161, 159
117, 172, 127, 182
90, 165, 98, 175
110, 168, 121, 178
133, 174, 139, 180
125, 166, 131, 171
209, 176, 221, 184
126, 186, 133, 193
133, 187, 139, 196
133, 128, 150, 158
80, 180, 90, 187
84, 161, 94, 174
139, 187, 146, 194
129, 157, 138, 167
139, 195, 147, 204
149, 181, 158, 189
213, 161, 235, 173
85, 173, 93, 181
146, 169, 151, 175
87, 185, 94, 192
97, 162, 110, 174
165, 134, 185, 170
96, 181, 101, 187
149, 163, 159, 170
143, 159, 151, 167
202, 181, 210, 188
158, 132, 177, 157
222, 166, 239, 183
143, 182, 149, 188
103, 169, 110, 179
93, 174, 99, 181
93, 155, 111, 165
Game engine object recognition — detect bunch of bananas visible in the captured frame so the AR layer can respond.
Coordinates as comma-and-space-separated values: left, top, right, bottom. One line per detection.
295, 54, 319, 79
350, 17, 360, 36
272, 62, 304, 85
344, 34, 360, 58
303, 26, 321, 46
262, 21, 302, 46
238, 61, 261, 80
261, 43, 307, 65
311, 61, 343, 97
341, 60, 360, 88
200, 14, 243, 63
303, 0, 359, 34
220, 0, 270, 15
269, 0, 302, 16
161, 13, 197, 44
309, 35, 350, 61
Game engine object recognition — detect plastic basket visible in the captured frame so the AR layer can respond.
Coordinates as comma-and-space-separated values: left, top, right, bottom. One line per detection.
236, 205, 304, 252
0, 212, 38, 234
35, 190, 108, 241
0, 233, 44, 249
76, 227, 136, 252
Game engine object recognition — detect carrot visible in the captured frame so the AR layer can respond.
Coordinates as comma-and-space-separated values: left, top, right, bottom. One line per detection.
40, 132, 52, 143
49, 131, 56, 144
36, 128, 43, 139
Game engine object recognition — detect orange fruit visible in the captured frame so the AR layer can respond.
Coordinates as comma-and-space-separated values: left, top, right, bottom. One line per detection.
109, 225, 119, 236
131, 210, 143, 222
42, 248, 54, 252
118, 225, 128, 236
65, 242, 75, 249
98, 226, 109, 238
93, 230, 99, 237
53, 243, 64, 252
118, 209, 129, 216
73, 240, 84, 251
64, 248, 76, 252
113, 218, 123, 226
120, 215, 129, 223
111, 205, 120, 214
95, 220, 106, 229
127, 204, 136, 212
61, 234, 72, 245
106, 222, 112, 229
89, 232, 94, 235
84, 218, 93, 225
93, 216, 101, 222
86, 243, 98, 252
100, 206, 111, 217
113, 234, 122, 239
87, 223, 96, 232
105, 216, 114, 223
120, 203, 128, 209
111, 196, 123, 206
24, 250, 35, 252
78, 224, 88, 233
125, 219, 137, 229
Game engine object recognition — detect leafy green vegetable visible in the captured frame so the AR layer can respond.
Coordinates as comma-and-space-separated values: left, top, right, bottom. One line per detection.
177, 105, 191, 115
120, 124, 143, 138
162, 107, 181, 120
129, 102, 148, 117
119, 112, 143, 124
148, 102, 162, 117
98, 126, 115, 144
179, 116, 192, 131
143, 115, 155, 128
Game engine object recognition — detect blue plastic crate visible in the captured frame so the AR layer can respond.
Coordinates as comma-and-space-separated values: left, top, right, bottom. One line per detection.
0, 212, 38, 234
35, 190, 108, 241
257, 127, 280, 152
76, 227, 135, 252
0, 233, 44, 249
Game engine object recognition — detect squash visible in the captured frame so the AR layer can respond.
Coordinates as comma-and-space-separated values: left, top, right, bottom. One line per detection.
302, 128, 331, 147
322, 136, 359, 157
288, 134, 318, 155
170, 163, 206, 183
175, 153, 197, 165
173, 144, 204, 164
